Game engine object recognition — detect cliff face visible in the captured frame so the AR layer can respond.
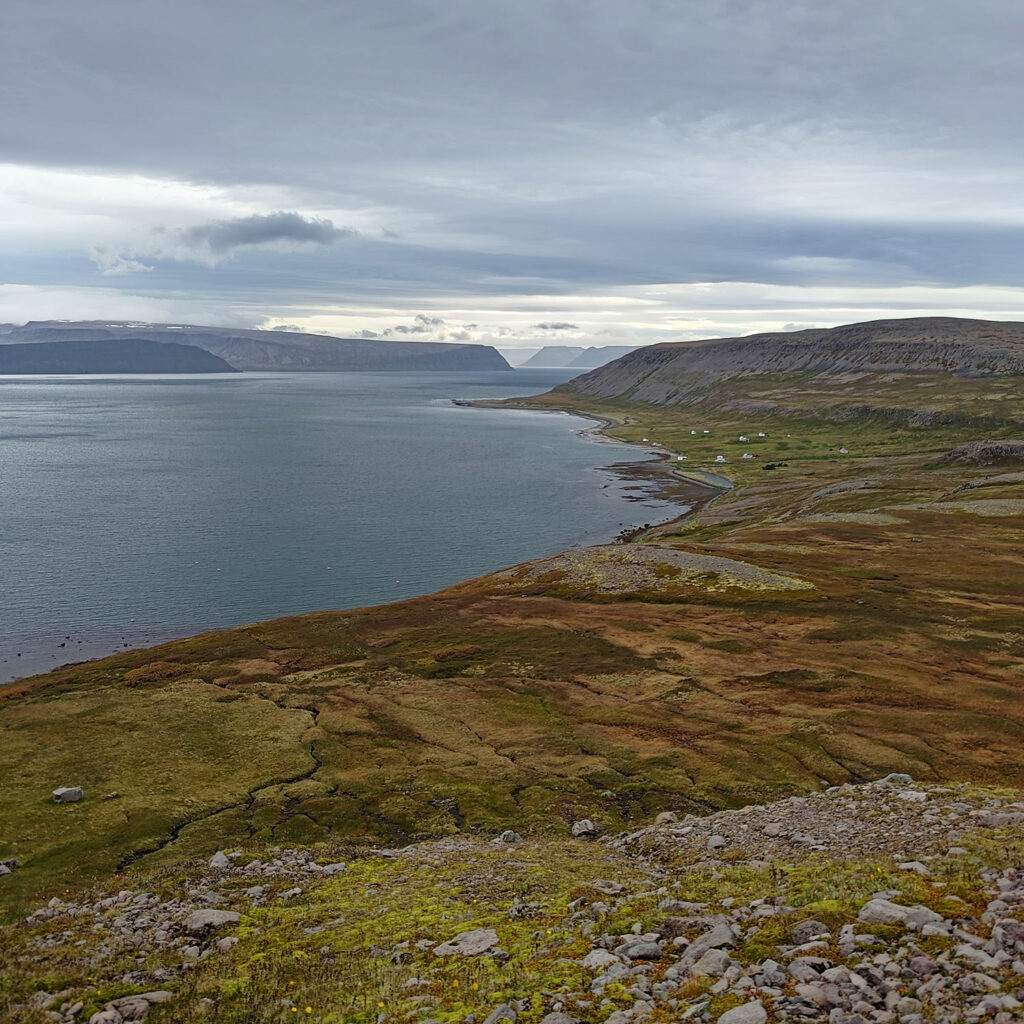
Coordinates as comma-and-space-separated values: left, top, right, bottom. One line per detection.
0, 322, 511, 372
0, 339, 236, 374
559, 317, 1024, 405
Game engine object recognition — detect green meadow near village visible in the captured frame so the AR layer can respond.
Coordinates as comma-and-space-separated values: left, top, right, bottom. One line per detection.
3, 318, 1024, 1024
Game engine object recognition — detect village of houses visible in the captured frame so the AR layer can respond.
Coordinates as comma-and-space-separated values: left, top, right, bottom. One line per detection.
639, 430, 851, 464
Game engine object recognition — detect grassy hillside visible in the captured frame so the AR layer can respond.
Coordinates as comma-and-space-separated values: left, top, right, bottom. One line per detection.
2, 366, 1023, 926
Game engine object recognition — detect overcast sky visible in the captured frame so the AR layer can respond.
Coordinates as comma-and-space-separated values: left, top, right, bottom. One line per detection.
3, 0, 1024, 349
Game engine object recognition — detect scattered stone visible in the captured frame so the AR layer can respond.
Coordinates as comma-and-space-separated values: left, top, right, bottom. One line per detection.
482, 1004, 516, 1024
183, 909, 240, 934
433, 927, 500, 956
208, 851, 230, 870
857, 898, 942, 929
580, 948, 619, 971
707, 834, 727, 851
496, 830, 522, 843
52, 786, 84, 803
790, 919, 830, 944
898, 860, 931, 876
571, 819, 600, 838
717, 1001, 767, 1024
881, 773, 914, 785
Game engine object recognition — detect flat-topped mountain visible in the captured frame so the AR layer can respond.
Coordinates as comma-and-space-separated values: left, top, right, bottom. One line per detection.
0, 321, 511, 372
0, 338, 236, 374
559, 317, 1024, 405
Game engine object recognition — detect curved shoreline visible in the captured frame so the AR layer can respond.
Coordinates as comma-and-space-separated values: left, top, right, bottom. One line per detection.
4, 395, 727, 686
455, 397, 732, 543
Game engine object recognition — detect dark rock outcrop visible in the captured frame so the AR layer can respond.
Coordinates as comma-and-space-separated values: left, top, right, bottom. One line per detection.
941, 439, 1024, 464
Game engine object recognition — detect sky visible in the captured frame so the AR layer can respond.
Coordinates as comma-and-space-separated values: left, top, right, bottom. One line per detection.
3, 0, 1024, 351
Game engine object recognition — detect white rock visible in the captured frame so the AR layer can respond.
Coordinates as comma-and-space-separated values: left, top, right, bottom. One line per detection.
208, 851, 230, 870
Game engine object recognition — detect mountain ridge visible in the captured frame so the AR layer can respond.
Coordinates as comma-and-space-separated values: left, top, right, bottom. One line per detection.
559, 317, 1024, 405
0, 321, 510, 372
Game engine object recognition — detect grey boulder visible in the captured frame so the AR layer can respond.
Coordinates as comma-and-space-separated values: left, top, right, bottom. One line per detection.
482, 1005, 517, 1024
857, 898, 942, 929
571, 819, 600, 838
52, 786, 84, 803
184, 909, 241, 934
717, 1002, 767, 1024
433, 927, 499, 956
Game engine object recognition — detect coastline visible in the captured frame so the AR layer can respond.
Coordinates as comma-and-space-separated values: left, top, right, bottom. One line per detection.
454, 397, 731, 542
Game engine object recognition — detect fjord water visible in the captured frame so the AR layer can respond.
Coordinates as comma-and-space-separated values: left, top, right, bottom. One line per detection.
1, 369, 682, 682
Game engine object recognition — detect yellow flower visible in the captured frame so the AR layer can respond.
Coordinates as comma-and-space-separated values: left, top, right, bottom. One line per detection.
305, 1008, 312, 1014
472, 982, 479, 991
452, 980, 459, 987
378, 1002, 385, 1008
291, 1009, 297, 1014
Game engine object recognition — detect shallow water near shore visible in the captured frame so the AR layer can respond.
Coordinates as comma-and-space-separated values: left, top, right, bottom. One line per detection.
0, 368, 689, 682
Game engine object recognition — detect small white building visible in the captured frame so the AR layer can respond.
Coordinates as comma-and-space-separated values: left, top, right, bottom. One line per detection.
739, 435, 749, 442
742, 452, 753, 460
676, 454, 687, 461
715, 454, 727, 463
703, 429, 711, 434
757, 431, 767, 438
839, 446, 850, 454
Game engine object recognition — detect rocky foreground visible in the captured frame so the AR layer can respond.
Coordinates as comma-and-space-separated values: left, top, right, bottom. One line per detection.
5, 778, 1024, 1024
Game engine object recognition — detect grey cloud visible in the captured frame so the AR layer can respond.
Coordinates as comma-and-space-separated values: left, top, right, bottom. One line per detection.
180, 212, 353, 254
534, 322, 578, 331
5, 1, 1024, 330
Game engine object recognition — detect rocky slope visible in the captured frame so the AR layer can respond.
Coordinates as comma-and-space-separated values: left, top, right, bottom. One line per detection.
5, 778, 1024, 1024
0, 339, 236, 374
559, 318, 1024, 406
0, 322, 510, 372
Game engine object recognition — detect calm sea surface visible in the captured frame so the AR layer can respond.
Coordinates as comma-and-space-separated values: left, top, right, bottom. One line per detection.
0, 368, 682, 682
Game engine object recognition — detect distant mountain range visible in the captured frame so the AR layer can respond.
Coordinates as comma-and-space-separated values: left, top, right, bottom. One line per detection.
518, 344, 645, 369
0, 321, 511, 373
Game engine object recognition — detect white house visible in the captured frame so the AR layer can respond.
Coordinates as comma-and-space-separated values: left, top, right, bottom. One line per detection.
739, 435, 749, 442
742, 452, 753, 460
839, 446, 850, 454
715, 455, 727, 463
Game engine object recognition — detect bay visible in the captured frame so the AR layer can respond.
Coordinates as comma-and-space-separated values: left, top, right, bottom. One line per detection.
0, 368, 683, 682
